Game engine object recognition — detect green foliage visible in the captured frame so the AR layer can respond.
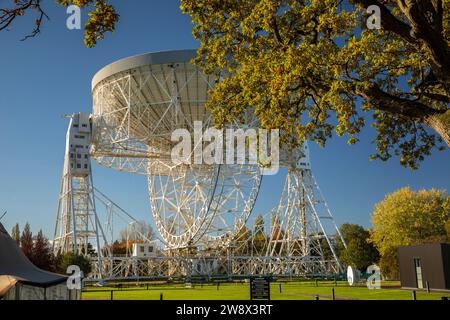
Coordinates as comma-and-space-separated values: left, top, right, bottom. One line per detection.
56, 252, 92, 275
20, 222, 33, 259
336, 224, 379, 271
56, 0, 119, 48
181, 0, 450, 169
370, 187, 450, 278
378, 246, 399, 279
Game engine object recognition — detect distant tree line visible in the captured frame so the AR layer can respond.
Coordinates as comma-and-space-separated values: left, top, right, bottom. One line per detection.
10, 223, 92, 275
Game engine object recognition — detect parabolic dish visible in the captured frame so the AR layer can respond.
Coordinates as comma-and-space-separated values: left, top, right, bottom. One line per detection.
90, 50, 262, 249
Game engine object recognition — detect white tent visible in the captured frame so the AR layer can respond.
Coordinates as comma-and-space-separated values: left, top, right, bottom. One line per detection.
0, 223, 80, 300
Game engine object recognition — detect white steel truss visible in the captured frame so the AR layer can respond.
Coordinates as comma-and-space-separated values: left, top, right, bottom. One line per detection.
55, 51, 347, 280
53, 113, 106, 275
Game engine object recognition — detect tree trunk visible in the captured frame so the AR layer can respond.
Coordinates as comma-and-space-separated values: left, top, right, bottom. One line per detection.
425, 109, 450, 147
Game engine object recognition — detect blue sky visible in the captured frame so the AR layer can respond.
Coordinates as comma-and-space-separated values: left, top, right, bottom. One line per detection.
0, 1, 448, 239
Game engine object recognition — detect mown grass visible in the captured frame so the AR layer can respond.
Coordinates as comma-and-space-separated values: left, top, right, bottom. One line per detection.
81, 280, 450, 300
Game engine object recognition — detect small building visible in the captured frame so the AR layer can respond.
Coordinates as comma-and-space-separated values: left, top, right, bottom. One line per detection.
0, 223, 80, 300
398, 243, 450, 291
132, 242, 157, 258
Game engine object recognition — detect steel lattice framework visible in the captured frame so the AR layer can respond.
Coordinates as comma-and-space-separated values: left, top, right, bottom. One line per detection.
55, 50, 346, 280
90, 50, 262, 252
53, 113, 106, 276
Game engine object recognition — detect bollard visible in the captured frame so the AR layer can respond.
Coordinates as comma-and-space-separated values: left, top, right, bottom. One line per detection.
412, 290, 417, 300
279, 283, 282, 293
331, 288, 335, 300
110, 290, 113, 301
160, 293, 163, 300
315, 295, 319, 300
426, 281, 430, 293
146, 284, 149, 290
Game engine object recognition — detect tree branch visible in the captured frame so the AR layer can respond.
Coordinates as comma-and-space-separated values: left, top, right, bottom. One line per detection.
355, 82, 447, 120
0, 0, 49, 39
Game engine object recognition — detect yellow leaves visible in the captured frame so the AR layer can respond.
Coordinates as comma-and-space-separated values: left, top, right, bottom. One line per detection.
57, 0, 118, 48
182, 0, 448, 167
371, 187, 449, 256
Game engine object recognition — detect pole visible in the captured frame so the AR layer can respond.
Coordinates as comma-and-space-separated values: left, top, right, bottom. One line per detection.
331, 288, 335, 300
160, 293, 163, 300
426, 281, 430, 293
412, 290, 416, 300
279, 283, 282, 293
110, 290, 113, 300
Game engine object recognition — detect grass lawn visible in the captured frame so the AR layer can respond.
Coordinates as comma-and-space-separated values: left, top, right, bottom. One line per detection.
81, 281, 450, 300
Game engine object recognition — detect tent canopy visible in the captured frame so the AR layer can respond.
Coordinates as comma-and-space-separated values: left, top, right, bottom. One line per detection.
0, 222, 67, 294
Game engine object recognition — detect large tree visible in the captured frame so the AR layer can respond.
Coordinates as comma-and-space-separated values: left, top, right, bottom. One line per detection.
180, 0, 450, 169
370, 187, 450, 278
3, 1, 449, 168
336, 224, 379, 271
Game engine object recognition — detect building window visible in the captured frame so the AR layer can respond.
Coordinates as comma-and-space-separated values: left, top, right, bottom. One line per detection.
84, 164, 88, 169
77, 154, 81, 159
77, 164, 81, 169
70, 153, 74, 159
82, 124, 87, 128
73, 124, 79, 128
140, 246, 145, 253
84, 154, 88, 159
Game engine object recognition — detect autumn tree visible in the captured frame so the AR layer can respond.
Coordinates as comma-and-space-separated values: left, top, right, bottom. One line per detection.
252, 214, 267, 255
181, 0, 450, 169
370, 187, 450, 278
0, 0, 118, 47
31, 229, 55, 272
233, 220, 252, 255
11, 223, 20, 245
4, 1, 449, 168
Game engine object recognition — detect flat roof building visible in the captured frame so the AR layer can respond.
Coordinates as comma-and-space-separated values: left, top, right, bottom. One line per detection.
398, 243, 450, 291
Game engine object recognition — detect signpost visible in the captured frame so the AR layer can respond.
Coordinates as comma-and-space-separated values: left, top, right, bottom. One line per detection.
250, 277, 271, 300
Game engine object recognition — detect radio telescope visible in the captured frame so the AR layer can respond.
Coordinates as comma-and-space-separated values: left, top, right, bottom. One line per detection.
54, 50, 346, 279
90, 50, 261, 250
